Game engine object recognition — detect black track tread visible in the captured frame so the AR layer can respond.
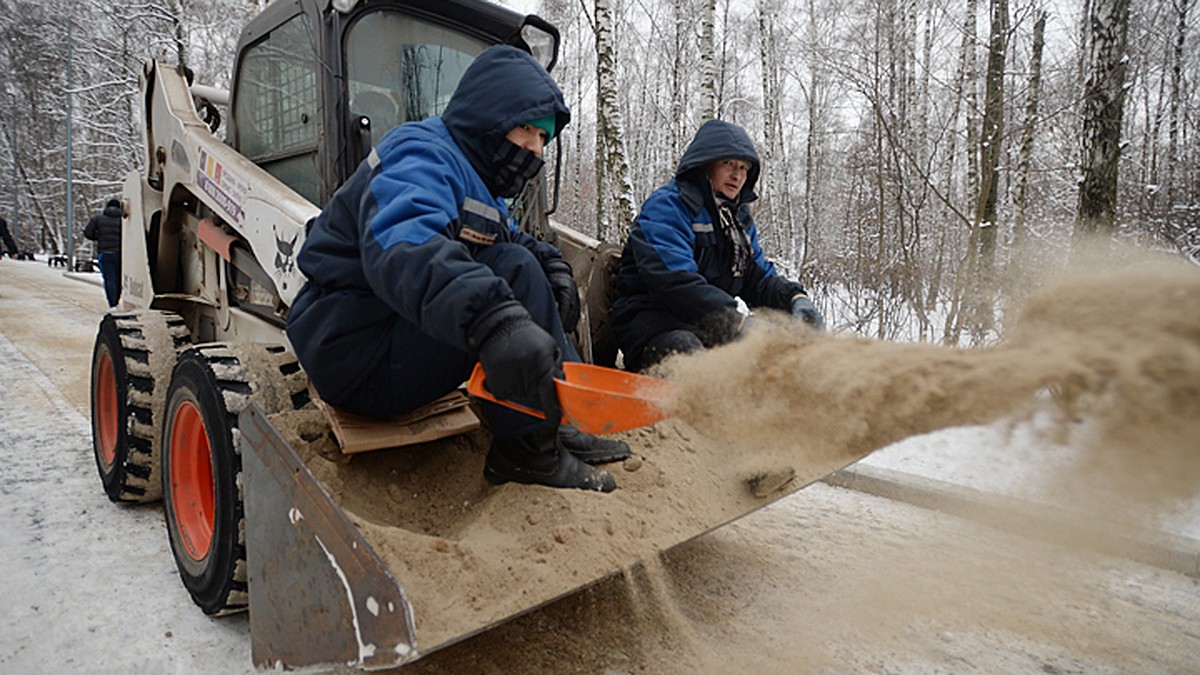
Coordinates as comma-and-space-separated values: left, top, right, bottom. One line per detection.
100, 310, 191, 503
175, 342, 312, 615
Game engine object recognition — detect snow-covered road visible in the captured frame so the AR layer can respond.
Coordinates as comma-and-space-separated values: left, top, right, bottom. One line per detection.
0, 260, 255, 673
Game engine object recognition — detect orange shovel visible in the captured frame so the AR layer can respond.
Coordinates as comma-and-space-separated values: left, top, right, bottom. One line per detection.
466, 362, 677, 435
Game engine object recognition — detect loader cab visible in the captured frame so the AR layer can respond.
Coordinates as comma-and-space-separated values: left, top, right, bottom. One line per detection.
227, 0, 560, 207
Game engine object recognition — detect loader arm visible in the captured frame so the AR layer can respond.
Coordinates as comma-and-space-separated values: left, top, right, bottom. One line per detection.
124, 59, 318, 326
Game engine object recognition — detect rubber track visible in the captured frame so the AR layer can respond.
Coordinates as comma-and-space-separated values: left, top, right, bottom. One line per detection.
188, 342, 312, 615
111, 311, 190, 502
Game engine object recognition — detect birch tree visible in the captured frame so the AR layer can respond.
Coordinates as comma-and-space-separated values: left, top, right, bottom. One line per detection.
1012, 9, 1046, 248
1075, 0, 1132, 238
668, 0, 689, 159
756, 0, 784, 253
699, 0, 717, 121
594, 0, 636, 240
944, 0, 981, 346
800, 0, 826, 273
1162, 0, 1193, 256
963, 0, 1007, 338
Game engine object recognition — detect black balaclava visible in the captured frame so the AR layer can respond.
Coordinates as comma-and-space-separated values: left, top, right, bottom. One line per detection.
489, 140, 545, 198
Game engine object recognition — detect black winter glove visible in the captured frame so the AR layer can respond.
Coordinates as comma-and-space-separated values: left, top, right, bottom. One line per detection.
543, 258, 581, 334
471, 301, 564, 426
790, 296, 826, 330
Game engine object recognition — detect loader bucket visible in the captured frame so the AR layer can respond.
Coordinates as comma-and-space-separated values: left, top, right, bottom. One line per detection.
238, 393, 870, 670
239, 405, 417, 669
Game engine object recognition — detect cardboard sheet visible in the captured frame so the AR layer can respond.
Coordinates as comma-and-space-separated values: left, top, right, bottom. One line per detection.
313, 389, 481, 455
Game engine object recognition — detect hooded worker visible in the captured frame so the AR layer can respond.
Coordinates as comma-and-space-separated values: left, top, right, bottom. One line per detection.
287, 45, 626, 492
611, 119, 825, 372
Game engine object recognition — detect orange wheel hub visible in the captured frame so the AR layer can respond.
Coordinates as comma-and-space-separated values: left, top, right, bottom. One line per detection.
95, 350, 119, 467
170, 401, 215, 561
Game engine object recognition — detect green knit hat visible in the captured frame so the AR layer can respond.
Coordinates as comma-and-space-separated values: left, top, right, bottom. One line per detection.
526, 115, 556, 142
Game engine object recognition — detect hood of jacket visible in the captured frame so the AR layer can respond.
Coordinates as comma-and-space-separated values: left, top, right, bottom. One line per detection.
675, 119, 761, 205
103, 199, 122, 218
441, 45, 570, 188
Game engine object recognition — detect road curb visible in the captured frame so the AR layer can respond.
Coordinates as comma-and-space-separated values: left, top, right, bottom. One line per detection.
62, 271, 104, 288
823, 464, 1200, 579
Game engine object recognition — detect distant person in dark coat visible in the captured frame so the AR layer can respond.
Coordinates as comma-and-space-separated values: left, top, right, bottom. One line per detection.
84, 199, 123, 307
612, 119, 825, 372
0, 217, 18, 257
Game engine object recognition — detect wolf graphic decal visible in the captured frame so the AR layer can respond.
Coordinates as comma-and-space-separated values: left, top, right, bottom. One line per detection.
273, 225, 298, 275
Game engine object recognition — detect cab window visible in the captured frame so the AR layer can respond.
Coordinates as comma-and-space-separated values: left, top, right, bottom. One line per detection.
346, 11, 489, 147
234, 12, 321, 204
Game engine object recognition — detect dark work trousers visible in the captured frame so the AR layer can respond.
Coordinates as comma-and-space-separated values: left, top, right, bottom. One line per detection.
625, 326, 704, 372
98, 252, 121, 307
330, 242, 580, 439
612, 304, 709, 373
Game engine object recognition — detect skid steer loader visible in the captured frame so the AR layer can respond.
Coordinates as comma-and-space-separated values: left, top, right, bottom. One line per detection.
88, 0, 865, 670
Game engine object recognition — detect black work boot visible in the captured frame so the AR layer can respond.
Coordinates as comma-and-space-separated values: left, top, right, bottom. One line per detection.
484, 427, 616, 492
558, 426, 631, 464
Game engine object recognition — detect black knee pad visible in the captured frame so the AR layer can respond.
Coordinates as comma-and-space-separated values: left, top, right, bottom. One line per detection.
648, 329, 704, 354
629, 329, 703, 371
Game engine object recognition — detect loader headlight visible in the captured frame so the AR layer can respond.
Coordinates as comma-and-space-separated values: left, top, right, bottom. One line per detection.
520, 17, 559, 72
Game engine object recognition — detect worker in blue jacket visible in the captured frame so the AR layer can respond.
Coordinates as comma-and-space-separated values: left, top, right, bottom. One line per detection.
286, 45, 626, 492
612, 119, 825, 372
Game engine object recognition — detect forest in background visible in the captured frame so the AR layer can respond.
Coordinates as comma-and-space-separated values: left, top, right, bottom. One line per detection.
0, 0, 1195, 345
0, 0, 259, 255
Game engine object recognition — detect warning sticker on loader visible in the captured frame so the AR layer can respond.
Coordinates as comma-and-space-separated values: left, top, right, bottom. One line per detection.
197, 148, 247, 223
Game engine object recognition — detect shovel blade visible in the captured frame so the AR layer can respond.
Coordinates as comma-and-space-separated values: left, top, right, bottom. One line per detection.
466, 362, 676, 435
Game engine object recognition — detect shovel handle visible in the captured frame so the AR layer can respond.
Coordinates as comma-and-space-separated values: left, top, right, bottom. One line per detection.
465, 363, 562, 422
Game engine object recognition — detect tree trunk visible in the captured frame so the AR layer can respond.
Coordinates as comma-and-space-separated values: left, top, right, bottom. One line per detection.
1075, 0, 1132, 238
594, 0, 636, 241
699, 0, 716, 121
872, 3, 888, 340
171, 0, 187, 68
1163, 0, 1191, 233
944, 0, 980, 346
757, 0, 780, 252
1012, 10, 1046, 249
670, 0, 686, 160
967, 0, 1007, 340
975, 0, 1006, 258
963, 0, 980, 212
801, 0, 821, 271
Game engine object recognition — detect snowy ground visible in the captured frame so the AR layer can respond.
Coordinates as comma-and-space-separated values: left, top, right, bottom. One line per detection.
0, 259, 255, 673
864, 419, 1200, 542
1, 256, 1197, 674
